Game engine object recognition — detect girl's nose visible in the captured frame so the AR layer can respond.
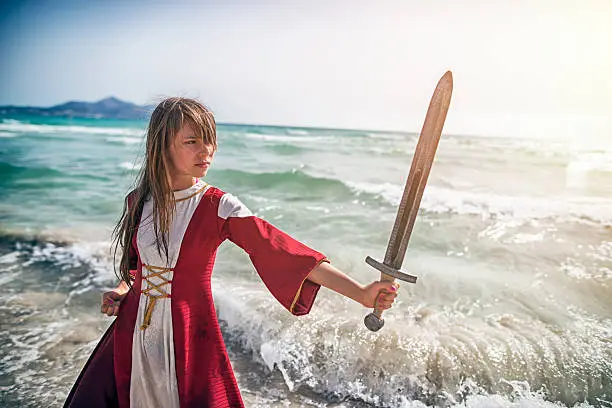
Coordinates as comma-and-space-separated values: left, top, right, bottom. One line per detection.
202, 144, 215, 158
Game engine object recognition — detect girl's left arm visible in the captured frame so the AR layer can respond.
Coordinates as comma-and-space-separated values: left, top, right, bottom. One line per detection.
307, 261, 399, 310
218, 192, 398, 312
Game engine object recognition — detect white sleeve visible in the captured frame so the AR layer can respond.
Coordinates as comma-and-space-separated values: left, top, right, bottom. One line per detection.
218, 193, 253, 220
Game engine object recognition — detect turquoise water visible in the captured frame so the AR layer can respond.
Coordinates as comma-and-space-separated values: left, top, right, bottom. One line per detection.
0, 115, 610, 407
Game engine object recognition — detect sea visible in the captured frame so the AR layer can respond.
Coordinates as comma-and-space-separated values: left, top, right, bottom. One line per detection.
0, 115, 610, 407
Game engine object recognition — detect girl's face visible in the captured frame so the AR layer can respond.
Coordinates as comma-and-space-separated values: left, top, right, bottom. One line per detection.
167, 122, 215, 182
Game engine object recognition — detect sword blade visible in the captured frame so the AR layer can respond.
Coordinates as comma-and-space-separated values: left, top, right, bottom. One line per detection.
383, 71, 453, 270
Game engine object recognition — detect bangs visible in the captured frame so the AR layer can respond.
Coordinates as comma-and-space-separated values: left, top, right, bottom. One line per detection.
181, 103, 217, 151
185, 117, 217, 150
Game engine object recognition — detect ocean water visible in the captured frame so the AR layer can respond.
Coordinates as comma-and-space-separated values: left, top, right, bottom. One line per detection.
0, 115, 610, 407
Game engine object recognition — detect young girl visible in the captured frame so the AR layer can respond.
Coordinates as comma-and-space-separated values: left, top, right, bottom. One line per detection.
64, 97, 399, 408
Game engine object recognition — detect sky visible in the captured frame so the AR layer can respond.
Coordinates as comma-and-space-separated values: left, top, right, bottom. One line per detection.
1, 0, 611, 139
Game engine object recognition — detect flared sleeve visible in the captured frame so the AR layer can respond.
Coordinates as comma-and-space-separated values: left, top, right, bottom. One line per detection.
217, 193, 328, 315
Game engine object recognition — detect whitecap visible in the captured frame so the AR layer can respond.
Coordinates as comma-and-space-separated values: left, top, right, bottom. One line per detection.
119, 161, 142, 170
212, 277, 606, 408
286, 129, 309, 136
0, 120, 144, 137
345, 180, 612, 224
244, 133, 333, 143
106, 136, 143, 145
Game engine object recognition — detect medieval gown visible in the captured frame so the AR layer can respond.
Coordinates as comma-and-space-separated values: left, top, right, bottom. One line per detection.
64, 179, 328, 408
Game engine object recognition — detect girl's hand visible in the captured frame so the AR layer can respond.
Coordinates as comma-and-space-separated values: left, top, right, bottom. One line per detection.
306, 262, 400, 309
360, 281, 399, 309
100, 282, 129, 317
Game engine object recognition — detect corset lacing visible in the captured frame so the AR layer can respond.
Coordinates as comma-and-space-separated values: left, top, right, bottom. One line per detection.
139, 264, 173, 330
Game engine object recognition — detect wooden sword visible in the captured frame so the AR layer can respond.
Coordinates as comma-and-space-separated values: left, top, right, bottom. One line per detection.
364, 71, 453, 332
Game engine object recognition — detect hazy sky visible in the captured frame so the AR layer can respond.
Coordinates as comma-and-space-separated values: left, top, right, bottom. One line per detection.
1, 0, 611, 139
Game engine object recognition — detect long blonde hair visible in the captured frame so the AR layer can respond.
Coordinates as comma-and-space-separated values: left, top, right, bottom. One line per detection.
112, 97, 217, 285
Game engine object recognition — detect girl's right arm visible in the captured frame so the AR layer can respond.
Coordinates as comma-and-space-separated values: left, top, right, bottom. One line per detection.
100, 280, 130, 317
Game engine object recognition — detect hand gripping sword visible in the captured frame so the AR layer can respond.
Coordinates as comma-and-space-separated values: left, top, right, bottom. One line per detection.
364, 71, 453, 332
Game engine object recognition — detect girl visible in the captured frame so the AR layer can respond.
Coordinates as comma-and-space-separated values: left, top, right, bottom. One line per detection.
64, 97, 399, 408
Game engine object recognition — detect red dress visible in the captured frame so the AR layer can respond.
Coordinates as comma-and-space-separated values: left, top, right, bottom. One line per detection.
64, 185, 328, 407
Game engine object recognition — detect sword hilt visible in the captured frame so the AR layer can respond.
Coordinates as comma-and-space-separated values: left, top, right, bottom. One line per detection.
363, 256, 417, 332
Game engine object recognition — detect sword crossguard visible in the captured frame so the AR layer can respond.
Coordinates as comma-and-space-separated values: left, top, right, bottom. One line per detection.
365, 256, 417, 284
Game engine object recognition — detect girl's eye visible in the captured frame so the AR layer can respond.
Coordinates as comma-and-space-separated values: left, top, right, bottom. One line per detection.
186, 141, 196, 145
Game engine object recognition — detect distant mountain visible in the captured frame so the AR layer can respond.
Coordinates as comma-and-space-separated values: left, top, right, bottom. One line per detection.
0, 97, 154, 120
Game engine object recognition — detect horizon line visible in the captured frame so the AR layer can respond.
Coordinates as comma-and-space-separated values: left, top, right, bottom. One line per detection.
0, 97, 534, 140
